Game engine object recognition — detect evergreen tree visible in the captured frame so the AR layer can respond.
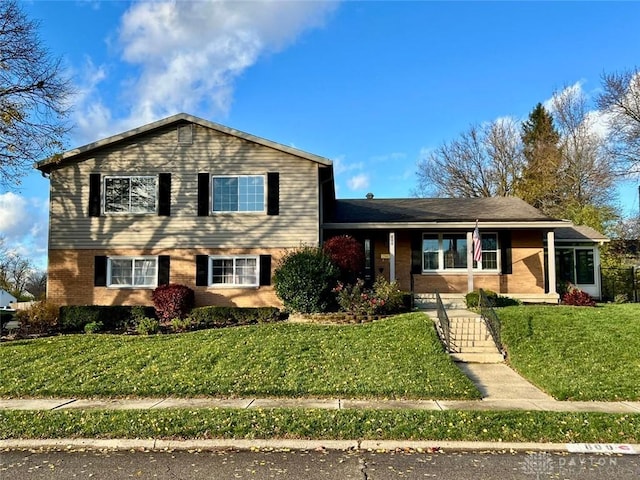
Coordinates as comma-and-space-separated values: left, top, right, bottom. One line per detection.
517, 103, 564, 215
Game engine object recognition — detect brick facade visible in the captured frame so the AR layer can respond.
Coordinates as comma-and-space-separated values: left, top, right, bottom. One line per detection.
47, 248, 286, 308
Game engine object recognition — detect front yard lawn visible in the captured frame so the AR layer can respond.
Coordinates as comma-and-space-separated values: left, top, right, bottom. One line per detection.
500, 304, 640, 401
2, 409, 639, 443
0, 313, 480, 400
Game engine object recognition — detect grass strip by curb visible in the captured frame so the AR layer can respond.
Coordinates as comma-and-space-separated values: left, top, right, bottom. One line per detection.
1, 409, 639, 443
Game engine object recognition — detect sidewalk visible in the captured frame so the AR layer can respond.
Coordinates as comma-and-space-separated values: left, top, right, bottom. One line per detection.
2, 396, 640, 413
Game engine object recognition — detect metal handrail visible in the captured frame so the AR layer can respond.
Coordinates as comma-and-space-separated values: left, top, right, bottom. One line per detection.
434, 290, 451, 352
478, 288, 503, 353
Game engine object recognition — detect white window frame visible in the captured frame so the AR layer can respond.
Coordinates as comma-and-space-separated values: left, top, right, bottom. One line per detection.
107, 256, 158, 288
422, 232, 500, 273
103, 175, 158, 215
209, 255, 260, 287
211, 175, 266, 213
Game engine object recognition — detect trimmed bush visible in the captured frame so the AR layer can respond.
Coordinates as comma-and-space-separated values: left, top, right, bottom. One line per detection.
562, 288, 596, 307
59, 305, 156, 332
84, 321, 103, 334
15, 301, 60, 335
323, 235, 365, 281
152, 284, 195, 324
188, 306, 283, 329
170, 317, 192, 333
136, 317, 160, 335
274, 246, 340, 313
465, 290, 520, 308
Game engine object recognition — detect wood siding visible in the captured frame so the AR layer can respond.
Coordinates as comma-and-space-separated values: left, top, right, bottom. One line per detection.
47, 123, 321, 250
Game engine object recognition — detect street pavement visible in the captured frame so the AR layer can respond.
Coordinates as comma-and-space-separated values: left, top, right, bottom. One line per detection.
2, 447, 640, 479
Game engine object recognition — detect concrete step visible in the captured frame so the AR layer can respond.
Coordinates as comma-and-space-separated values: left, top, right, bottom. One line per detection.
456, 345, 500, 353
451, 352, 505, 364
454, 338, 496, 349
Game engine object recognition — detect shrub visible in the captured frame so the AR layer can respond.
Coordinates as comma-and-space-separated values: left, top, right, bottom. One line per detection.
15, 301, 60, 335
562, 288, 596, 307
334, 277, 408, 316
334, 279, 376, 315
372, 276, 407, 314
152, 284, 195, 324
59, 305, 156, 332
188, 306, 283, 329
323, 235, 365, 281
465, 290, 520, 308
274, 246, 340, 313
84, 321, 103, 334
136, 317, 160, 335
170, 317, 192, 333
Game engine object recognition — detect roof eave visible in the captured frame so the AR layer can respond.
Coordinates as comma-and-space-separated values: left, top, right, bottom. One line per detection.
322, 220, 571, 230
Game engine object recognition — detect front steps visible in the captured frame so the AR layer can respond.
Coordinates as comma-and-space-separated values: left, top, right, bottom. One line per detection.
426, 310, 504, 364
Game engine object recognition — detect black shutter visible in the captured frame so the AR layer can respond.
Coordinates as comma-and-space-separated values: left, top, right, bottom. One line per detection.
259, 255, 272, 286
196, 255, 209, 286
158, 255, 170, 285
267, 172, 279, 216
500, 231, 512, 275
197, 173, 210, 216
94, 256, 107, 286
89, 174, 101, 217
410, 232, 423, 274
158, 173, 171, 216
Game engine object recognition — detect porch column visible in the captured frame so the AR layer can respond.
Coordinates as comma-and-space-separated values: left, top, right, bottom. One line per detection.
467, 230, 474, 292
389, 231, 396, 282
547, 230, 557, 295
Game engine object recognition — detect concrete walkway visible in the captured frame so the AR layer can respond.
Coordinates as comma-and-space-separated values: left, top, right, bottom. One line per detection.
2, 396, 640, 413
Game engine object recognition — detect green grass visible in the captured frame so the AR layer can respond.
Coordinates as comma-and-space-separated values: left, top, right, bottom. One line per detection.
0, 313, 480, 400
500, 304, 640, 401
1, 408, 638, 443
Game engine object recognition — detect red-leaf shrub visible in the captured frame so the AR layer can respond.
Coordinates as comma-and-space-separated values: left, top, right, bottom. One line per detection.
323, 235, 365, 281
152, 284, 195, 324
562, 288, 596, 307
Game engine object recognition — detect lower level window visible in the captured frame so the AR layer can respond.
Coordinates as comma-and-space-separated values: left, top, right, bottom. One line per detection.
210, 256, 258, 287
108, 257, 157, 287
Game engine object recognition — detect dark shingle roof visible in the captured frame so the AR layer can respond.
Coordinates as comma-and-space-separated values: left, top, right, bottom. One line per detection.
554, 225, 609, 242
331, 197, 556, 223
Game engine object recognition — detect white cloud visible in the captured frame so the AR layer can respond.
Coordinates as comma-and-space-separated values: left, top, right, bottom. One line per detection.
369, 152, 406, 163
0, 193, 48, 268
347, 173, 370, 191
332, 154, 364, 175
116, 0, 337, 125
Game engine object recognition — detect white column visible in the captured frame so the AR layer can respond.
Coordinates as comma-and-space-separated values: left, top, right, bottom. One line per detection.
467, 230, 474, 293
547, 230, 557, 295
389, 231, 396, 282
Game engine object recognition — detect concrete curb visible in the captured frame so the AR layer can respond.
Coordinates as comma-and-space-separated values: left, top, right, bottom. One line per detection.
2, 438, 638, 454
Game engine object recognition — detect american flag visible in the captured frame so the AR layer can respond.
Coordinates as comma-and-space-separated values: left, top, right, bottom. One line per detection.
472, 222, 482, 263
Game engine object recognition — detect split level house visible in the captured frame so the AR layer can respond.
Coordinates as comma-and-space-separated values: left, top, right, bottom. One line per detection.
35, 113, 608, 308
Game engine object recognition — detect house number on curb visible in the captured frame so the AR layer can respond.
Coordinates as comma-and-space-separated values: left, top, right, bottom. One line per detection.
566, 443, 637, 454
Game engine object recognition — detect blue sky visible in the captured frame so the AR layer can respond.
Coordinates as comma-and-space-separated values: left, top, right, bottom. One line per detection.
2, 0, 640, 269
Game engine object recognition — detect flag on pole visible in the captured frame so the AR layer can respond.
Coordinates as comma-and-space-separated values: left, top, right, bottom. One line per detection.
472, 221, 482, 263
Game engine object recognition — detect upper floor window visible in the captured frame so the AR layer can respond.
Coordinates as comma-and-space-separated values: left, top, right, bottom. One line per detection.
104, 176, 157, 214
212, 175, 264, 212
422, 232, 499, 272
107, 256, 157, 287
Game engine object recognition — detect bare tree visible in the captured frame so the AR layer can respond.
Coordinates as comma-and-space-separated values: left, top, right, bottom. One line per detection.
552, 86, 616, 205
596, 68, 640, 176
0, 0, 71, 188
26, 269, 46, 300
414, 119, 524, 198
